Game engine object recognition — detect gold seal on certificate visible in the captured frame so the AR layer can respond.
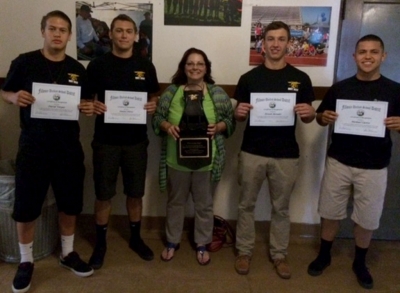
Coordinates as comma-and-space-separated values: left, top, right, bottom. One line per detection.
104, 90, 147, 124
334, 99, 388, 138
250, 93, 296, 126
31, 82, 81, 120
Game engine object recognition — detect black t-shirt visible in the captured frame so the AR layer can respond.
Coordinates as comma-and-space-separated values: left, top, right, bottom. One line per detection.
87, 52, 160, 145
234, 64, 315, 158
317, 75, 400, 169
2, 50, 89, 145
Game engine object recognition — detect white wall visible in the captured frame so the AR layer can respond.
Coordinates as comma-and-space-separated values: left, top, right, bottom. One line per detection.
0, 0, 338, 223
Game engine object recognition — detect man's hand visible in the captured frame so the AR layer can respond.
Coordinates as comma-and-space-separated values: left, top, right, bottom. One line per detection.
6, 90, 35, 107
78, 99, 94, 116
295, 103, 315, 123
93, 100, 107, 115
234, 103, 253, 121
144, 100, 157, 115
317, 110, 338, 126
385, 116, 400, 131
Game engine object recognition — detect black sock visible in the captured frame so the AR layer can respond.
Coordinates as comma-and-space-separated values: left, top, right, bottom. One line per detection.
95, 224, 108, 247
130, 221, 142, 241
354, 245, 368, 267
318, 238, 333, 260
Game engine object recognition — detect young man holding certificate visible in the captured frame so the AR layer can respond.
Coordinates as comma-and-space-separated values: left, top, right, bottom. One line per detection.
1, 10, 95, 293
308, 35, 400, 289
86, 14, 160, 269
233, 21, 316, 278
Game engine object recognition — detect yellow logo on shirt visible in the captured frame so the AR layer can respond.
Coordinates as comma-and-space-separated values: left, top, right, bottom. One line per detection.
135, 71, 145, 80
288, 81, 300, 91
189, 94, 198, 101
68, 73, 79, 84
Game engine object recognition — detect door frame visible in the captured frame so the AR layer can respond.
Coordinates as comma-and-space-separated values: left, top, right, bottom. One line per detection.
337, 0, 400, 82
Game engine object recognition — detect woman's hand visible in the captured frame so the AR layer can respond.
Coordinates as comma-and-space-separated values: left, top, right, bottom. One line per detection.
207, 123, 219, 139
167, 124, 180, 140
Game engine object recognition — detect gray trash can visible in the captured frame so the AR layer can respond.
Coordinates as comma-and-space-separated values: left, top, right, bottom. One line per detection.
0, 159, 59, 263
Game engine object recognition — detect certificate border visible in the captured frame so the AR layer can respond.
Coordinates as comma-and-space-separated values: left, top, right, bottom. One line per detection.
334, 99, 388, 138
31, 82, 80, 121
104, 90, 147, 125
249, 92, 296, 127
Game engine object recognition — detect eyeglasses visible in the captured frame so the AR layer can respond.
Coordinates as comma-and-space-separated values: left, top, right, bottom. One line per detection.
185, 62, 206, 68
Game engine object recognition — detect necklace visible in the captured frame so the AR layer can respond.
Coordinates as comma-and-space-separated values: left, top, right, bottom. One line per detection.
184, 82, 204, 91
40, 49, 66, 84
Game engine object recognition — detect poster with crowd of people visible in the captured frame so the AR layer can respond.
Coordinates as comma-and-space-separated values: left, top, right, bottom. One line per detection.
250, 6, 332, 67
164, 0, 242, 26
75, 1, 153, 61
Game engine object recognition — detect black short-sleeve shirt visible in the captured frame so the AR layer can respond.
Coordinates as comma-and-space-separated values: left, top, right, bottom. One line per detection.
87, 52, 160, 145
2, 50, 89, 141
234, 64, 315, 158
317, 75, 400, 169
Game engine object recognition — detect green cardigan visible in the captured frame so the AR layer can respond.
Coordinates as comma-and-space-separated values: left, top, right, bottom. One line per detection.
152, 83, 235, 191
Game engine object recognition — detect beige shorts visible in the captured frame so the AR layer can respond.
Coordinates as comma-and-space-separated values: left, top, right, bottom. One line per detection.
318, 157, 387, 230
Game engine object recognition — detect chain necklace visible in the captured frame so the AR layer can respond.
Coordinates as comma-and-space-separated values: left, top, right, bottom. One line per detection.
40, 49, 66, 84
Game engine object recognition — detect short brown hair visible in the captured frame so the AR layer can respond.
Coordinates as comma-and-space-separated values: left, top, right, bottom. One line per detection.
110, 14, 137, 33
263, 21, 290, 40
40, 10, 72, 32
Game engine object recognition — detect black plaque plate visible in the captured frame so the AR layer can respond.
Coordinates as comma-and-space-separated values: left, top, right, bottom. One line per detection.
178, 137, 210, 158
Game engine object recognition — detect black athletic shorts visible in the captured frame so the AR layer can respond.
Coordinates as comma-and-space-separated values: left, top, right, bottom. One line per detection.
13, 134, 85, 222
92, 139, 148, 200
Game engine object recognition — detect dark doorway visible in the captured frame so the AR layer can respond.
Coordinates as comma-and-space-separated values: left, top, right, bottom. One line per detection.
336, 0, 400, 240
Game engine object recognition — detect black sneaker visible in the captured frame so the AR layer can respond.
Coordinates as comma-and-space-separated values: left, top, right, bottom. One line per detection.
307, 256, 331, 276
89, 246, 107, 270
129, 238, 154, 261
352, 263, 373, 289
59, 251, 94, 277
12, 262, 34, 293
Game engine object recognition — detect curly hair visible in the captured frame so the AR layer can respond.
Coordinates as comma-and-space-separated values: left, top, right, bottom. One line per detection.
171, 48, 215, 85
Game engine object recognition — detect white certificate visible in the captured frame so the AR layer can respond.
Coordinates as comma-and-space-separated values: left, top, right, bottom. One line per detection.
334, 99, 388, 138
249, 93, 296, 126
31, 82, 80, 120
104, 90, 147, 124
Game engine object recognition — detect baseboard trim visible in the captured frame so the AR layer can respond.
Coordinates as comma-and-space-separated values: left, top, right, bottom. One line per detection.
79, 214, 321, 243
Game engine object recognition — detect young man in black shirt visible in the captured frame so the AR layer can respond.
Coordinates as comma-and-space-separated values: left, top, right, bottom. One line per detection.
233, 21, 315, 278
308, 34, 400, 289
1, 10, 94, 293
87, 14, 160, 269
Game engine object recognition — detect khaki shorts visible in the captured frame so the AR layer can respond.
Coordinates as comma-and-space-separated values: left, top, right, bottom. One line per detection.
318, 157, 387, 230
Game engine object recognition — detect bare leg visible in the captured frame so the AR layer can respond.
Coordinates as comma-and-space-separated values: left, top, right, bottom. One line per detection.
94, 199, 112, 225
321, 218, 340, 241
17, 221, 36, 244
354, 224, 373, 248
127, 197, 142, 222
58, 212, 76, 236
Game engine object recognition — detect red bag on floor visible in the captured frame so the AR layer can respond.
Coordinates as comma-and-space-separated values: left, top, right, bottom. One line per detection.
206, 215, 235, 252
